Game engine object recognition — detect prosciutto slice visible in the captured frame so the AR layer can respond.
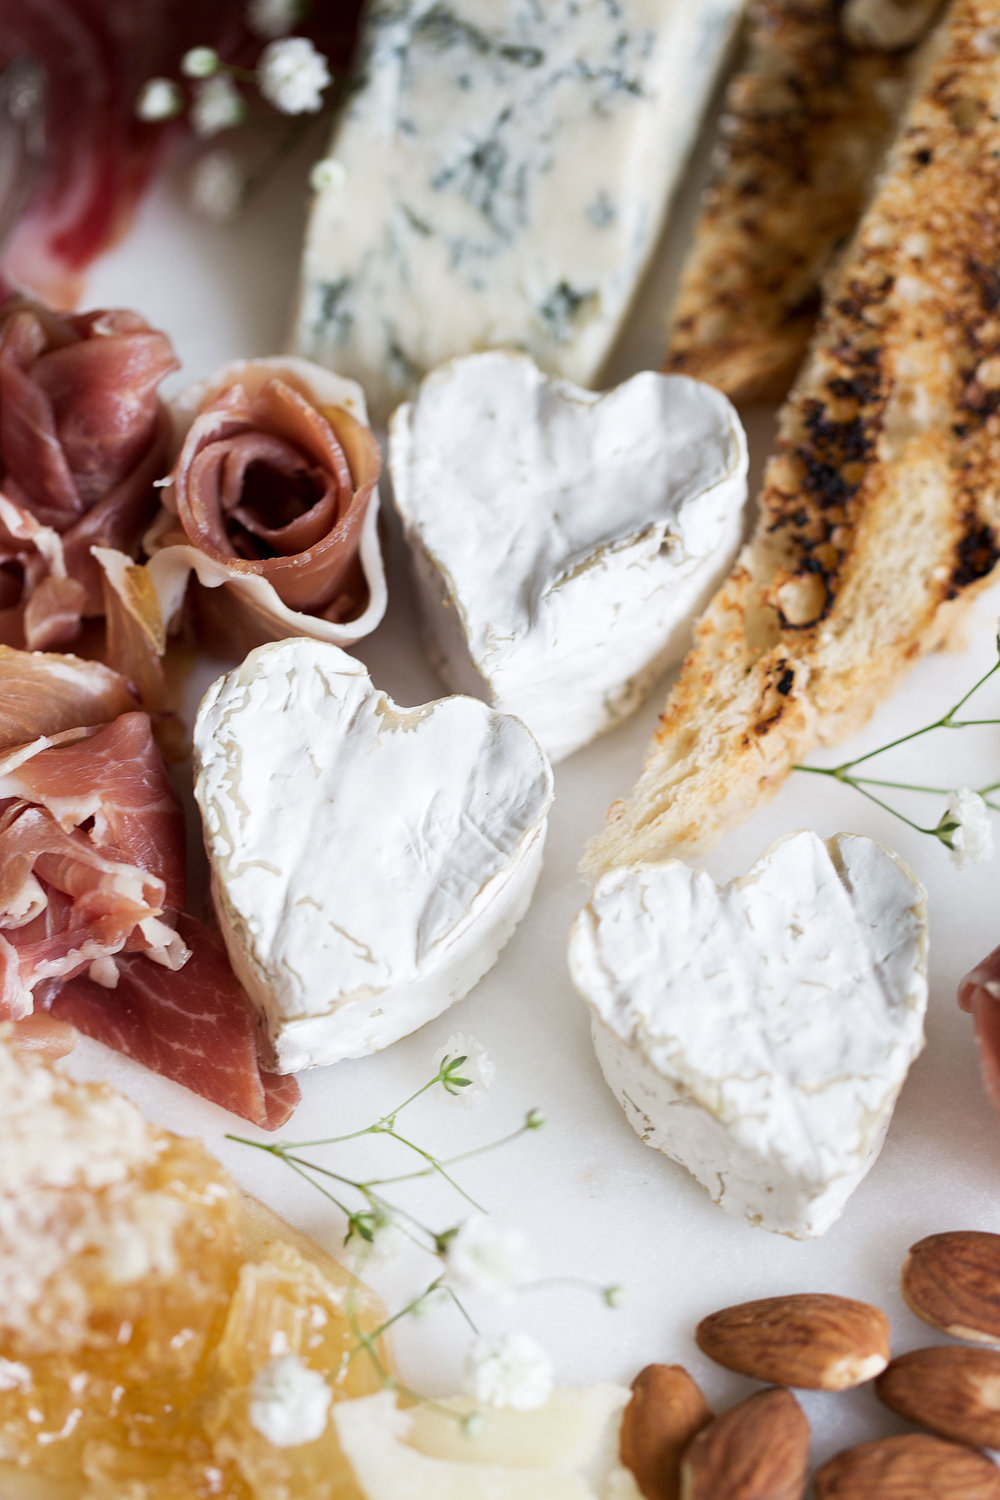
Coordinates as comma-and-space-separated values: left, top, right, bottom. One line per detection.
959, 944, 1000, 1120
0, 700, 300, 1126
99, 358, 385, 692
0, 644, 135, 748
0, 297, 177, 649
48, 914, 300, 1130
0, 712, 185, 1016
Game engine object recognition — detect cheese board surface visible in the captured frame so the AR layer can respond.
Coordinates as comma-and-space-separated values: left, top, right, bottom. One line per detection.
71, 111, 1000, 1474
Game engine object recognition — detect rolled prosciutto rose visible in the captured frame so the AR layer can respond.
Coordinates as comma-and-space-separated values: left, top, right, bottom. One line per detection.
98, 357, 386, 678
0, 296, 177, 649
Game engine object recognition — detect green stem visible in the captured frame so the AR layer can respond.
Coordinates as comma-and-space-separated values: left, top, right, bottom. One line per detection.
370, 1122, 533, 1188
845, 779, 935, 835
381, 1128, 485, 1212
852, 776, 954, 796
279, 1073, 446, 1151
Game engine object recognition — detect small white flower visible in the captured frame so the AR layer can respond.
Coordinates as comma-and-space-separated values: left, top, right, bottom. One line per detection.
466, 1332, 553, 1411
257, 36, 331, 114
248, 1354, 331, 1446
346, 1207, 408, 1271
191, 73, 246, 137
434, 1032, 495, 1104
247, 0, 305, 39
444, 1214, 532, 1300
938, 788, 995, 869
135, 78, 183, 121
188, 150, 245, 222
310, 156, 346, 192
181, 46, 220, 79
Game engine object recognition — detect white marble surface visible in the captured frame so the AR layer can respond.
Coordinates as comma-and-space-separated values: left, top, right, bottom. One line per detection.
76, 112, 1000, 1481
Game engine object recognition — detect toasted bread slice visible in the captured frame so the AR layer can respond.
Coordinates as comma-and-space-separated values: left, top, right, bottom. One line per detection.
585, 0, 1000, 879
663, 0, 916, 403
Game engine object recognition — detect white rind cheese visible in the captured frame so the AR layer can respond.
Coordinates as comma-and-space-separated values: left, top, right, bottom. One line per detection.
293, 0, 745, 422
334, 1387, 642, 1498
568, 832, 928, 1238
194, 639, 553, 1073
390, 354, 748, 761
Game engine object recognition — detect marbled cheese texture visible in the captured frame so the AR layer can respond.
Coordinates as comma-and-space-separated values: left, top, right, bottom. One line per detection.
293, 0, 744, 421
390, 352, 747, 761
568, 832, 929, 1238
194, 639, 553, 1073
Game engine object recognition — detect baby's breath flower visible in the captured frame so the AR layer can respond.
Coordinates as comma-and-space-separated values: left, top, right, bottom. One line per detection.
466, 1332, 553, 1411
936, 788, 995, 868
345, 1206, 408, 1270
444, 1214, 532, 1300
247, 0, 306, 39
257, 36, 331, 114
310, 156, 346, 192
188, 150, 245, 222
181, 46, 220, 79
603, 1284, 625, 1308
525, 1108, 545, 1130
191, 73, 246, 137
434, 1033, 495, 1104
462, 1409, 486, 1437
135, 78, 183, 122
248, 1354, 332, 1446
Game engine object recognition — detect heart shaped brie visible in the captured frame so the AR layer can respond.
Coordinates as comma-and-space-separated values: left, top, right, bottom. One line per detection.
568, 832, 928, 1238
389, 352, 747, 763
194, 639, 553, 1072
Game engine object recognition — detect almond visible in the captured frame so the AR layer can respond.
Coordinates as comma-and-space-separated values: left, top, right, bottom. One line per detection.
620, 1364, 713, 1500
813, 1433, 1000, 1497
902, 1232, 1000, 1343
876, 1345, 1000, 1448
678, 1387, 809, 1500
695, 1294, 889, 1389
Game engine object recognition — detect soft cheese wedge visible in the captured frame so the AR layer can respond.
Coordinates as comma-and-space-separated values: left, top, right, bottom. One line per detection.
390, 354, 748, 762
194, 639, 554, 1073
334, 1388, 642, 1499
568, 832, 928, 1238
293, 0, 745, 422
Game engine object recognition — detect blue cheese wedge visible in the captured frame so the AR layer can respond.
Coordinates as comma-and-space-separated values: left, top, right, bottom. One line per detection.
293, 0, 745, 422
390, 353, 747, 761
568, 832, 928, 1238
194, 639, 553, 1073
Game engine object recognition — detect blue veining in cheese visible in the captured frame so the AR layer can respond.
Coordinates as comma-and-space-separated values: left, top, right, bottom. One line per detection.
293, 0, 744, 421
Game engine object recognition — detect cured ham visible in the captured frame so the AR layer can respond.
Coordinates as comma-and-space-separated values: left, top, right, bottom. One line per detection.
0, 296, 177, 650
48, 915, 300, 1130
99, 357, 385, 691
0, 1, 366, 308
0, 644, 135, 747
0, 712, 184, 1017
959, 945, 1000, 1121
0, 654, 300, 1126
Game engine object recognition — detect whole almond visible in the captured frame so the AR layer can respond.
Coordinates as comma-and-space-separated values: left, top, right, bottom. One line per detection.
679, 1387, 809, 1500
814, 1432, 1000, 1498
695, 1294, 889, 1389
902, 1232, 1000, 1343
876, 1345, 1000, 1448
620, 1364, 713, 1500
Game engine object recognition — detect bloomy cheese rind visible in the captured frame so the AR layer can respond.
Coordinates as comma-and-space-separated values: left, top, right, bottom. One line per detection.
194, 639, 554, 1072
389, 354, 748, 762
567, 831, 928, 1238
